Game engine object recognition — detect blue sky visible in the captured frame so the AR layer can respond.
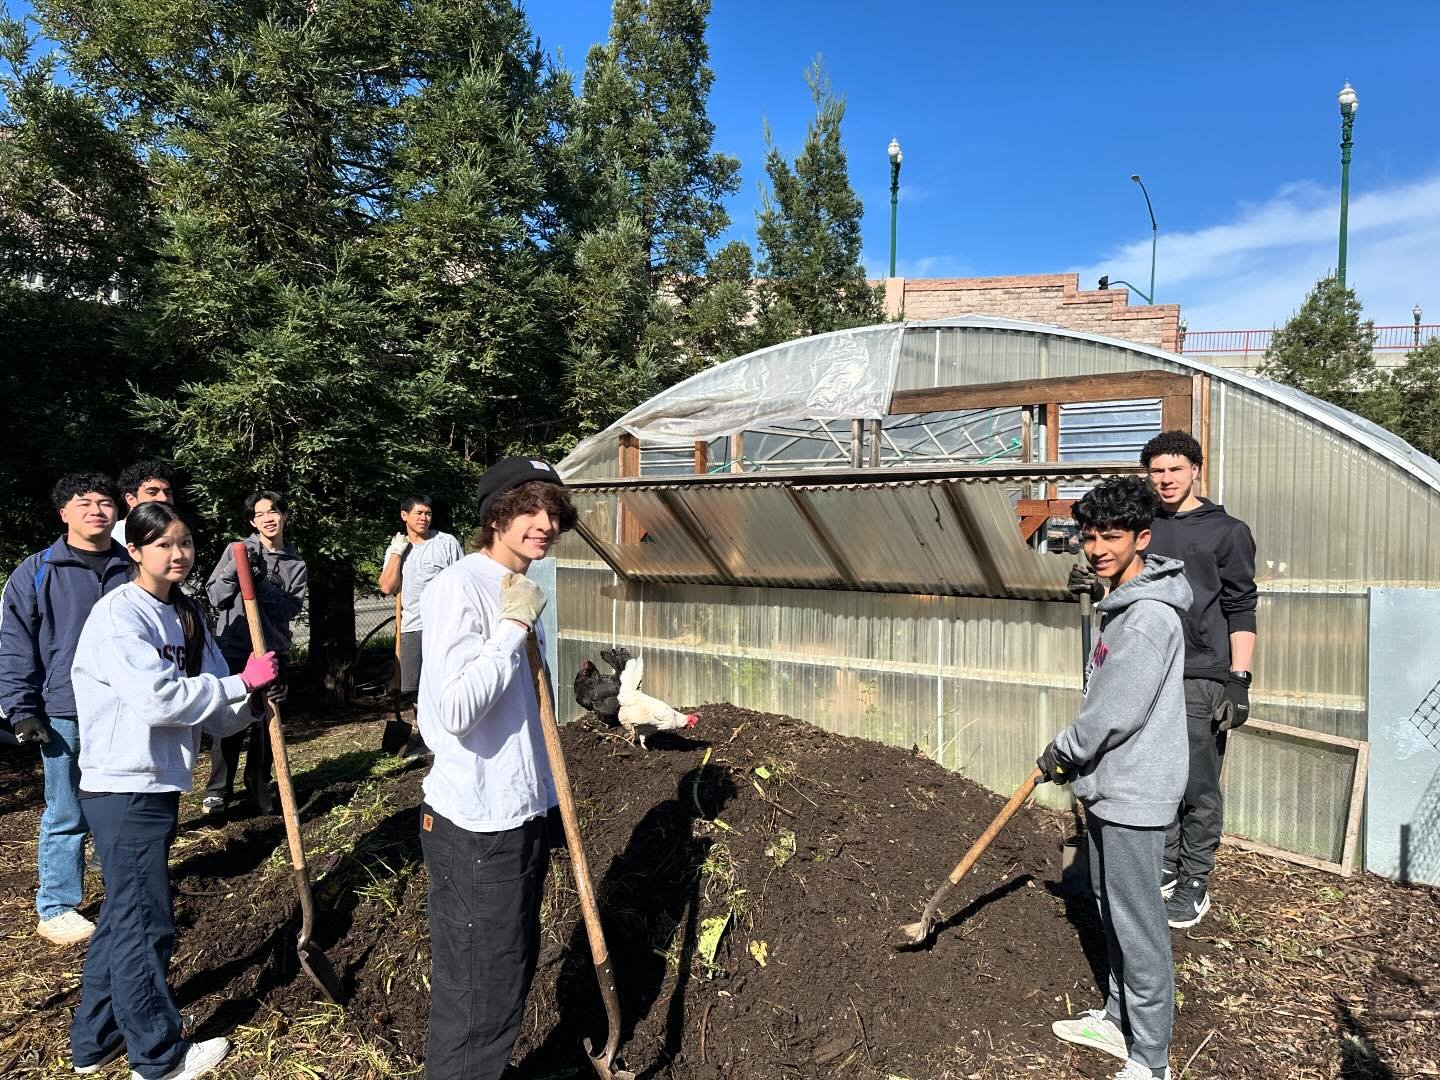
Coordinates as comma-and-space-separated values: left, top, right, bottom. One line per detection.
525, 0, 1440, 330
11, 1, 1439, 329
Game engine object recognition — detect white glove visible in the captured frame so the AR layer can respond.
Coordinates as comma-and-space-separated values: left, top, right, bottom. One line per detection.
500, 573, 546, 630
385, 532, 408, 561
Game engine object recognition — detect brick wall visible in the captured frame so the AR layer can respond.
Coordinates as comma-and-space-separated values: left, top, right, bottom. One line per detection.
882, 273, 1182, 353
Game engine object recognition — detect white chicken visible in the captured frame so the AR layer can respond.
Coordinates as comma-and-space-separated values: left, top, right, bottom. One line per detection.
616, 656, 699, 749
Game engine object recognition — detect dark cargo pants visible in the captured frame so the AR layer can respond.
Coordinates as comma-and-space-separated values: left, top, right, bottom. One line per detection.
420, 802, 551, 1080
1163, 678, 1227, 881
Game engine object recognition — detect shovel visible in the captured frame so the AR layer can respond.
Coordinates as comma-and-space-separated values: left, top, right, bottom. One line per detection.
512, 590, 634, 1079
379, 593, 412, 755
232, 542, 346, 1003
894, 767, 1043, 949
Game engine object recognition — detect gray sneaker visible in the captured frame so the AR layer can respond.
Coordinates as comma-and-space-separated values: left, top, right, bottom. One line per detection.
1166, 876, 1211, 928
1051, 1008, 1127, 1061
37, 910, 95, 945
74, 1040, 124, 1073
1112, 1061, 1170, 1080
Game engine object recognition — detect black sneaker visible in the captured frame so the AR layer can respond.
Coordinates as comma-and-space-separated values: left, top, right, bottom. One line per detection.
1160, 865, 1178, 899
1166, 877, 1210, 928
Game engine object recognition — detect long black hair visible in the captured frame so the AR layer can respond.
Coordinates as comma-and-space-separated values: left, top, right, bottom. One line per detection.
124, 502, 206, 677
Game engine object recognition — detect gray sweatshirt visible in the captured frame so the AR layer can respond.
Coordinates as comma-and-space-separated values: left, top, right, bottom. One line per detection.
208, 535, 308, 661
1054, 554, 1192, 827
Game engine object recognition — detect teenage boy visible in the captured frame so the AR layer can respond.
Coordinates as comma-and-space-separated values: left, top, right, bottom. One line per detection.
378, 494, 462, 754
416, 458, 575, 1080
1142, 431, 1256, 928
202, 491, 308, 815
1042, 475, 1191, 1080
0, 474, 131, 944
112, 460, 176, 548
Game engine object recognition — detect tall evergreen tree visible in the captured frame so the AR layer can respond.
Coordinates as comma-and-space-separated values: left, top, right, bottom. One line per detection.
750, 58, 881, 346
1376, 338, 1440, 460
1258, 275, 1377, 414
37, 0, 572, 697
564, 0, 746, 438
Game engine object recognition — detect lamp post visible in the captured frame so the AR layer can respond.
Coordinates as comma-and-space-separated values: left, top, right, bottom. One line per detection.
1179, 318, 1188, 353
1130, 174, 1157, 304
1097, 275, 1152, 305
1337, 82, 1358, 288
1415, 304, 1424, 349
887, 137, 902, 277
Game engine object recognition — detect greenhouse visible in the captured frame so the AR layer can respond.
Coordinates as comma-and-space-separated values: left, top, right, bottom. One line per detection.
553, 315, 1440, 882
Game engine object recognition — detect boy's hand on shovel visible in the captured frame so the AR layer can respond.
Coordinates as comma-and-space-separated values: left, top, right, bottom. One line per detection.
500, 573, 547, 630
1036, 741, 1074, 785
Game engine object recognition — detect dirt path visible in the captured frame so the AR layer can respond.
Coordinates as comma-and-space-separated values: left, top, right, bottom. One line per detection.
0, 702, 1435, 1078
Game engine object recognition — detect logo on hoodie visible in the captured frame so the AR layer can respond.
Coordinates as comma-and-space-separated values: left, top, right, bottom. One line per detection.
157, 643, 188, 670
1092, 641, 1110, 669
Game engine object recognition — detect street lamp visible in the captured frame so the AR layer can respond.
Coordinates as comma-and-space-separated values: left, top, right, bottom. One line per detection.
1130, 174, 1157, 304
888, 137, 902, 277
1179, 318, 1188, 353
1414, 303, 1424, 349
1097, 274, 1152, 305
1337, 82, 1358, 288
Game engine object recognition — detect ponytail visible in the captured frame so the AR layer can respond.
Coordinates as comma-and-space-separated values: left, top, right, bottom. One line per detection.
173, 590, 207, 678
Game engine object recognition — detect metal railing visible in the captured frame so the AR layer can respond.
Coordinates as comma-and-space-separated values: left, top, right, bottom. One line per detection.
1183, 324, 1440, 356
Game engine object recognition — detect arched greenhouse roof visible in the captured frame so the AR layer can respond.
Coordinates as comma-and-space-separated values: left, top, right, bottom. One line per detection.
558, 315, 1440, 497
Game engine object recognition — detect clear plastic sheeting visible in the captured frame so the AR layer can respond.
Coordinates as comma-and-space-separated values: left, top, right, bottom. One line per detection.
560, 324, 905, 480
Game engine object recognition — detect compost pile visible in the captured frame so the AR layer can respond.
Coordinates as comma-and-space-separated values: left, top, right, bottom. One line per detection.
3, 703, 1438, 1080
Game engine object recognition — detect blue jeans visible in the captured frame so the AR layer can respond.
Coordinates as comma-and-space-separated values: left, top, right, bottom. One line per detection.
38, 715, 89, 919
71, 792, 184, 1078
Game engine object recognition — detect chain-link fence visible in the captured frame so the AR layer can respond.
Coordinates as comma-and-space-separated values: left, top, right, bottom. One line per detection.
1407, 677, 1440, 751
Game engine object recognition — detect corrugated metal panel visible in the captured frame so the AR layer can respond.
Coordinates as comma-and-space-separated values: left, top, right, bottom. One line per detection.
680, 486, 837, 583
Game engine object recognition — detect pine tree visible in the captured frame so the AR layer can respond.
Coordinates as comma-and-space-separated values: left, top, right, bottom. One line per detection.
36, 0, 572, 698
1258, 275, 1377, 413
1378, 338, 1440, 460
750, 58, 882, 346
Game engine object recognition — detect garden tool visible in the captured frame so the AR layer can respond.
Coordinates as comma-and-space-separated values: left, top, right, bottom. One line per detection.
510, 579, 635, 1080
233, 543, 346, 1004
379, 593, 412, 755
894, 768, 1043, 948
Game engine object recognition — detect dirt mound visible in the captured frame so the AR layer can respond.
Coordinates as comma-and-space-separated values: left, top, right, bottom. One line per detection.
3, 703, 1438, 1079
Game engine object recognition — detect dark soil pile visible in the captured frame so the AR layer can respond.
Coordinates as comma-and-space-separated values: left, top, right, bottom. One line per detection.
2, 703, 1437, 1079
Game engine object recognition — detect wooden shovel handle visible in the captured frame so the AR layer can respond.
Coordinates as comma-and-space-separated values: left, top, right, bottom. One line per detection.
945, 768, 1043, 886
231, 542, 306, 873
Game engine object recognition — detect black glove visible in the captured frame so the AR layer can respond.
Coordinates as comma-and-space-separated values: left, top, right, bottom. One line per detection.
12, 715, 51, 745
1067, 561, 1104, 603
1215, 673, 1251, 732
245, 545, 269, 585
1036, 740, 1074, 785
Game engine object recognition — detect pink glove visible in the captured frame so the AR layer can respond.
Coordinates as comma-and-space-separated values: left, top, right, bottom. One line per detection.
241, 651, 280, 693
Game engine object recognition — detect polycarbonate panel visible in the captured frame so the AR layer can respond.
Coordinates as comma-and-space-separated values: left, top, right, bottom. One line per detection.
570, 490, 718, 581
678, 486, 838, 583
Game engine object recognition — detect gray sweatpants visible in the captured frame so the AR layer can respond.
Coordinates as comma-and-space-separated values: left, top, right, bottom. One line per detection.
1087, 810, 1173, 1071
1163, 678, 1227, 881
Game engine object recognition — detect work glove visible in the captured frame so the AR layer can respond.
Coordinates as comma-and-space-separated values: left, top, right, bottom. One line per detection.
1067, 559, 1104, 603
245, 545, 268, 586
500, 573, 547, 630
11, 715, 50, 745
240, 650, 281, 693
249, 680, 288, 716
1214, 674, 1251, 732
385, 533, 409, 561
1036, 740, 1074, 785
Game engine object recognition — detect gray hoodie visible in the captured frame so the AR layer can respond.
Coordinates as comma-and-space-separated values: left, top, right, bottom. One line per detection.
1054, 554, 1192, 827
208, 535, 308, 661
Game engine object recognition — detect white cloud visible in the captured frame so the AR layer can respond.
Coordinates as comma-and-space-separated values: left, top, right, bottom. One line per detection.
863, 253, 973, 280
1069, 173, 1440, 330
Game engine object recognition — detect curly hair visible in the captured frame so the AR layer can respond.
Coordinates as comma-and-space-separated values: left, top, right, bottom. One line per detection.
1140, 430, 1203, 469
51, 472, 120, 511
118, 460, 176, 497
473, 480, 577, 552
1073, 475, 1158, 535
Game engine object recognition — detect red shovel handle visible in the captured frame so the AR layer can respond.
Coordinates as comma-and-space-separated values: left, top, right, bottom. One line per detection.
230, 542, 270, 658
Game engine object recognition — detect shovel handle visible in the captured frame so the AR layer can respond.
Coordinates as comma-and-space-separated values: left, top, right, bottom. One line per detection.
944, 768, 1042, 886
231, 542, 306, 875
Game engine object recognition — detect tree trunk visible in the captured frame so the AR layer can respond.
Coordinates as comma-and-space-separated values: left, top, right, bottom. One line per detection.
306, 554, 357, 706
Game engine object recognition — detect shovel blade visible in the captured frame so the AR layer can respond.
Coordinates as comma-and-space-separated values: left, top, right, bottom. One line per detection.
583, 1038, 635, 1080
299, 940, 346, 1004
892, 918, 934, 950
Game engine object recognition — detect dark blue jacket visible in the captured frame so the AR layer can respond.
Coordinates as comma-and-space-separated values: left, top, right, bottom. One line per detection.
0, 537, 132, 723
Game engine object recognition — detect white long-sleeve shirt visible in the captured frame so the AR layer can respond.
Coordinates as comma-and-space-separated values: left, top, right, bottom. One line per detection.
73, 583, 258, 793
416, 552, 556, 832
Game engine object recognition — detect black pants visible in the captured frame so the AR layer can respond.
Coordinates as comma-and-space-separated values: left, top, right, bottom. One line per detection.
71, 792, 184, 1079
420, 803, 551, 1080
1163, 678, 1227, 880
205, 654, 281, 806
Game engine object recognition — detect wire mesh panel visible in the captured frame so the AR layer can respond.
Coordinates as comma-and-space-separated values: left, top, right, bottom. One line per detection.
1407, 678, 1440, 751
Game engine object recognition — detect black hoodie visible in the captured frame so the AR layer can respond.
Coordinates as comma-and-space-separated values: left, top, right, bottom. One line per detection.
1145, 499, 1257, 682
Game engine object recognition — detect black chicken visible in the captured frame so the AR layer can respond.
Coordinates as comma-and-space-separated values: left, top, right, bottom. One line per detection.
573, 647, 633, 725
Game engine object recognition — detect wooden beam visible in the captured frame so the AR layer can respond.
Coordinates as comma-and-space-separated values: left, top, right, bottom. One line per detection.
729, 432, 745, 473
617, 432, 642, 545
1043, 402, 1060, 500
693, 439, 709, 475
868, 418, 882, 468
1019, 515, 1049, 542
1199, 374, 1213, 496
1160, 393, 1193, 433
889, 370, 1194, 415
849, 419, 863, 468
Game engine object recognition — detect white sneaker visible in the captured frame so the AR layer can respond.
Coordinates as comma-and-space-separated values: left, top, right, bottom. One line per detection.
74, 1040, 124, 1073
1112, 1061, 1170, 1080
1052, 1008, 1127, 1061
131, 1038, 230, 1080
37, 910, 95, 945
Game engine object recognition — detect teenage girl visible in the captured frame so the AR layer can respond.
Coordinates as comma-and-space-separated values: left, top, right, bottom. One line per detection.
68, 502, 279, 1080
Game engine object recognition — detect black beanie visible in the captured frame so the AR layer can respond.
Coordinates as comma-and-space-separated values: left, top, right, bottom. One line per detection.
474, 457, 565, 523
